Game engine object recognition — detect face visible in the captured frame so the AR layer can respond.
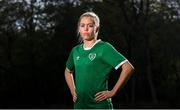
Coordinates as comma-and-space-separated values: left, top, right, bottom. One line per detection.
79, 16, 98, 41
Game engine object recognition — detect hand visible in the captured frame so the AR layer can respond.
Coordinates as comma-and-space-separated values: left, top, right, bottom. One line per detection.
95, 90, 115, 102
72, 91, 77, 102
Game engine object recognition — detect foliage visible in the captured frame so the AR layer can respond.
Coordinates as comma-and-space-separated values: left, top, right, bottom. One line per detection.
0, 0, 179, 108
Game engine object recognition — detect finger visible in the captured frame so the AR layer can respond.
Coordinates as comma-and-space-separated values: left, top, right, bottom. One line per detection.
95, 92, 103, 97
95, 91, 107, 99
73, 95, 77, 102
72, 92, 77, 102
95, 93, 104, 100
95, 93, 106, 101
96, 94, 106, 102
97, 97, 106, 102
73, 98, 77, 102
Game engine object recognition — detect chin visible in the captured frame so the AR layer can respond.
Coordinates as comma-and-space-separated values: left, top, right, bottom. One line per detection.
81, 36, 94, 41
84, 38, 95, 41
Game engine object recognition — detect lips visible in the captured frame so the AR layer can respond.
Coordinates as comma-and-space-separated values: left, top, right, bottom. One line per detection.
83, 33, 90, 35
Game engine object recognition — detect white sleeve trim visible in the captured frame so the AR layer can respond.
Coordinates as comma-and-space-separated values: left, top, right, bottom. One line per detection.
115, 59, 128, 70
66, 67, 73, 73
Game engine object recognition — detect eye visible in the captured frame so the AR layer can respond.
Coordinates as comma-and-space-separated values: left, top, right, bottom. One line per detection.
80, 24, 85, 27
88, 24, 94, 27
89, 25, 94, 27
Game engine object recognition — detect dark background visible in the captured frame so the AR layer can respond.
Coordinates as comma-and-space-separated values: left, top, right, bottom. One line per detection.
0, 0, 180, 109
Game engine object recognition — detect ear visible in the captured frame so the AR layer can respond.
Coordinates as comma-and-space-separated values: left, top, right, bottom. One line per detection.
95, 27, 99, 33
77, 28, 80, 33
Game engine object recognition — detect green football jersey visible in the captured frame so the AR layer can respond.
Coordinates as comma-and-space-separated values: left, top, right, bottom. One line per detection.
66, 39, 127, 109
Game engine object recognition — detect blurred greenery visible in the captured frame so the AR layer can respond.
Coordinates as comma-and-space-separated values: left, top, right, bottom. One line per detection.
0, 0, 179, 108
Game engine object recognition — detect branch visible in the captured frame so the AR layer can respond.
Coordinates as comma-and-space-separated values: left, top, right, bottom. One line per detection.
119, 0, 131, 25
144, 0, 150, 24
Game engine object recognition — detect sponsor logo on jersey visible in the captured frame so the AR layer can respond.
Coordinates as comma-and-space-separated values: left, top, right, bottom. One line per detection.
89, 53, 96, 61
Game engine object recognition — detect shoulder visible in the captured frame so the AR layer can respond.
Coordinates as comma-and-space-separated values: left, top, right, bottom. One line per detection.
99, 41, 115, 49
71, 43, 82, 52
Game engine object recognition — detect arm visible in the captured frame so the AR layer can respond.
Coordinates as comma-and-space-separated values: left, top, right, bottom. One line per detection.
64, 68, 77, 102
95, 61, 134, 102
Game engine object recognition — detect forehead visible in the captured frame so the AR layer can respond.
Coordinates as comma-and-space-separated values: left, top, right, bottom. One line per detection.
80, 16, 94, 24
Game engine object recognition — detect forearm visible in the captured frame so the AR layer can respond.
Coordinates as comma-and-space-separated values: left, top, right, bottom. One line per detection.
64, 68, 76, 96
111, 62, 134, 95
95, 62, 134, 102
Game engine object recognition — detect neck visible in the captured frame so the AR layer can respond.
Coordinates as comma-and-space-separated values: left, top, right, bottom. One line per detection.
83, 38, 97, 48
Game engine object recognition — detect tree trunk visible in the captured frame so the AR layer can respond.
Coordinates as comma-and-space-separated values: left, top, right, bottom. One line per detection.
145, 34, 158, 104
127, 33, 136, 104
119, 0, 136, 103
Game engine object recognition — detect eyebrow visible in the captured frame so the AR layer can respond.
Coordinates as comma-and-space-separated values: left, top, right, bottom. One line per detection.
80, 23, 94, 25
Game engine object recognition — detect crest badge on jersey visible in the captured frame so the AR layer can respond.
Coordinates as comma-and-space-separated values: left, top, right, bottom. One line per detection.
88, 53, 96, 61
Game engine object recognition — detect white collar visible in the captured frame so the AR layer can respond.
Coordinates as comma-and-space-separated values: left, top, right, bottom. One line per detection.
83, 39, 101, 50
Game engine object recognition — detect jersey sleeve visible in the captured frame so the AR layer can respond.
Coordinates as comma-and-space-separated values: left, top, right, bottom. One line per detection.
102, 42, 127, 70
66, 49, 74, 72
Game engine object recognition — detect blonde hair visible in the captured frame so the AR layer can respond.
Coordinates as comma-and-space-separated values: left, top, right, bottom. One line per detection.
78, 12, 100, 27
77, 12, 100, 42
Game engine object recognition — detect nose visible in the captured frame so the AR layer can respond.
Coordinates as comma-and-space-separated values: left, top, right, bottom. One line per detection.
84, 25, 88, 31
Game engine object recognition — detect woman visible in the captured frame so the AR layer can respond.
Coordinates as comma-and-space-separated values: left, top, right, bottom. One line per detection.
64, 11, 134, 109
